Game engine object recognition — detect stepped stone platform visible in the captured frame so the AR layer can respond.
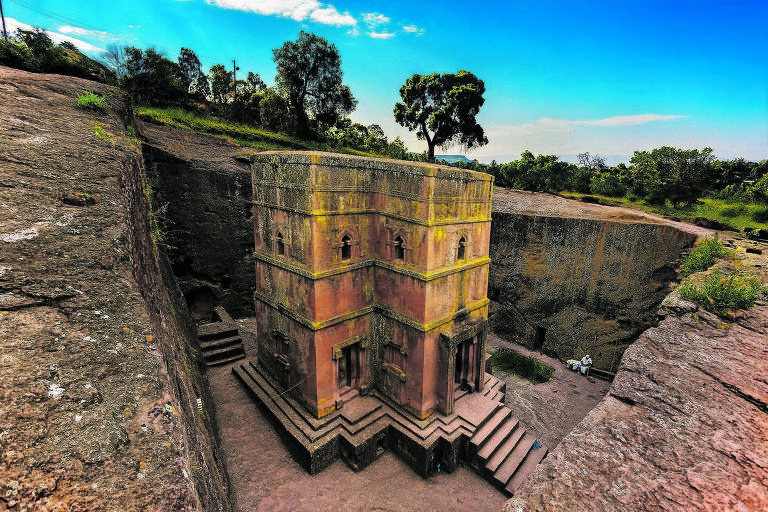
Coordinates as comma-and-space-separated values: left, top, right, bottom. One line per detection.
197, 306, 246, 366
233, 359, 548, 495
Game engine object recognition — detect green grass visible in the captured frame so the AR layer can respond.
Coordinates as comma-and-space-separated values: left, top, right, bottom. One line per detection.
679, 234, 731, 277
77, 90, 108, 110
678, 269, 764, 316
90, 123, 113, 141
135, 106, 385, 157
560, 192, 768, 233
490, 348, 554, 384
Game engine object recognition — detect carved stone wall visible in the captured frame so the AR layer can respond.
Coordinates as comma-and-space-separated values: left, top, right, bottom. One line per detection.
251, 152, 493, 419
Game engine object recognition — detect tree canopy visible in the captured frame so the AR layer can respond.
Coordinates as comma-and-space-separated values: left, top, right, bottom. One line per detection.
630, 146, 715, 206
272, 30, 356, 138
393, 70, 488, 160
178, 47, 209, 101
121, 47, 185, 106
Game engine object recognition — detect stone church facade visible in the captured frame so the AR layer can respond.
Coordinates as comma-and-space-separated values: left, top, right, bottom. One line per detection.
251, 152, 493, 419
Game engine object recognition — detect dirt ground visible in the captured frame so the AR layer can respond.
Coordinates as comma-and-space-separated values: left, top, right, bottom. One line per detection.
486, 334, 612, 450
207, 320, 610, 511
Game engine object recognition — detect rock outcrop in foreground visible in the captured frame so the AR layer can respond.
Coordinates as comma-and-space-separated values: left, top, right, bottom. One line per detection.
506, 259, 768, 511
0, 67, 230, 510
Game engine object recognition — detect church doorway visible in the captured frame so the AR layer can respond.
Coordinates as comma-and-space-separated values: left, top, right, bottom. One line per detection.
454, 337, 478, 392
337, 343, 361, 394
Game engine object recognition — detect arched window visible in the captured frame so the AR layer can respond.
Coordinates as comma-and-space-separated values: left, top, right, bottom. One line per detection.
393, 235, 404, 260
457, 236, 466, 260
341, 234, 351, 260
276, 231, 285, 256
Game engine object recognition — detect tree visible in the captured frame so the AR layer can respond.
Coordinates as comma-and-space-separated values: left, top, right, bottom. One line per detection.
178, 47, 210, 101
393, 70, 488, 160
365, 124, 388, 153
499, 151, 574, 192
259, 87, 291, 132
273, 31, 357, 138
59, 40, 77, 51
630, 146, 715, 207
16, 27, 53, 60
209, 64, 233, 103
121, 47, 185, 106
101, 43, 127, 77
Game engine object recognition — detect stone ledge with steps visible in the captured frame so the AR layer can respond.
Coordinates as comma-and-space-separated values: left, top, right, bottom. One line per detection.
233, 358, 547, 494
197, 306, 245, 366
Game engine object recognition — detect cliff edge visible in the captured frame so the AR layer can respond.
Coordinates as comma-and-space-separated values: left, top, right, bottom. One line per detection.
505, 253, 768, 511
0, 67, 230, 510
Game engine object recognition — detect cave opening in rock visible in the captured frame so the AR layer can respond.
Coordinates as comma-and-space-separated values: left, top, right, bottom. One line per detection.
184, 286, 215, 323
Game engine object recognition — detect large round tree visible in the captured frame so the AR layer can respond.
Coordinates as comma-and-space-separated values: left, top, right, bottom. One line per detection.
394, 70, 488, 160
273, 31, 356, 139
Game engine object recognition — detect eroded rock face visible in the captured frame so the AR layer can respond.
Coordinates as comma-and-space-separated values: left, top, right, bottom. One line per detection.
0, 67, 230, 511
489, 208, 697, 370
505, 288, 768, 511
140, 125, 256, 320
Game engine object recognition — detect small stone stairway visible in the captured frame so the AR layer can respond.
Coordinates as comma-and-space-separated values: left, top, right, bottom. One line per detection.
468, 405, 548, 495
197, 306, 245, 366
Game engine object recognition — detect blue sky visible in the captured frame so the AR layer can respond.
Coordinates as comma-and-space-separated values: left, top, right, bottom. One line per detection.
5, 0, 767, 163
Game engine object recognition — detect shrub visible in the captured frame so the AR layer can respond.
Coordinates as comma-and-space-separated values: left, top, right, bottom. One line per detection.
679, 234, 730, 277
77, 90, 108, 110
678, 269, 763, 316
751, 207, 768, 224
0, 39, 39, 71
491, 348, 554, 384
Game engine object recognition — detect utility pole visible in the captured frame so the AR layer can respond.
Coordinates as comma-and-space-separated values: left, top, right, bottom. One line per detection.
232, 59, 240, 103
0, 0, 8, 41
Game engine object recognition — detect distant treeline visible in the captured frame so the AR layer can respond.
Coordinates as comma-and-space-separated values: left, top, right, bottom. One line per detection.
445, 149, 768, 208
2, 27, 766, 207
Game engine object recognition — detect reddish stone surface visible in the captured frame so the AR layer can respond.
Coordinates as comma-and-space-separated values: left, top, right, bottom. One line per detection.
505, 255, 768, 511
251, 153, 494, 419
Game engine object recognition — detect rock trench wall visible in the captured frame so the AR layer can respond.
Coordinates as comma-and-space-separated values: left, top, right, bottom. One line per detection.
505, 265, 768, 511
0, 67, 230, 511
141, 141, 256, 321
488, 213, 697, 370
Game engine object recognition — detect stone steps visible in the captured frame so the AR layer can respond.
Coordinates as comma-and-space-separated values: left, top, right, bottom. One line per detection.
467, 404, 548, 496
476, 417, 518, 463
196, 308, 245, 366
485, 424, 525, 473
493, 433, 536, 485
233, 358, 547, 488
505, 441, 548, 495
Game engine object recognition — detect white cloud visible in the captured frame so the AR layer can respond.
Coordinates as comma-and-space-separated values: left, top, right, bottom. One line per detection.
4, 18, 106, 54
569, 114, 687, 127
59, 25, 119, 41
368, 31, 395, 40
362, 13, 390, 26
310, 5, 356, 26
490, 114, 687, 137
205, 0, 356, 26
401, 24, 425, 36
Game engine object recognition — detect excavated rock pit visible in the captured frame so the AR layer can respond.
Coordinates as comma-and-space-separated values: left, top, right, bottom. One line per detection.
2, 66, 766, 511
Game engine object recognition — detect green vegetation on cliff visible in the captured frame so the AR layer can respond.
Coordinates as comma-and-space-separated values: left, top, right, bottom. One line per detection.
678, 270, 764, 316
676, 235, 766, 316
136, 107, 383, 157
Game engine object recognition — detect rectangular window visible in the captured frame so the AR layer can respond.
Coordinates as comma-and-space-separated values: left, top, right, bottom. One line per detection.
385, 344, 404, 371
